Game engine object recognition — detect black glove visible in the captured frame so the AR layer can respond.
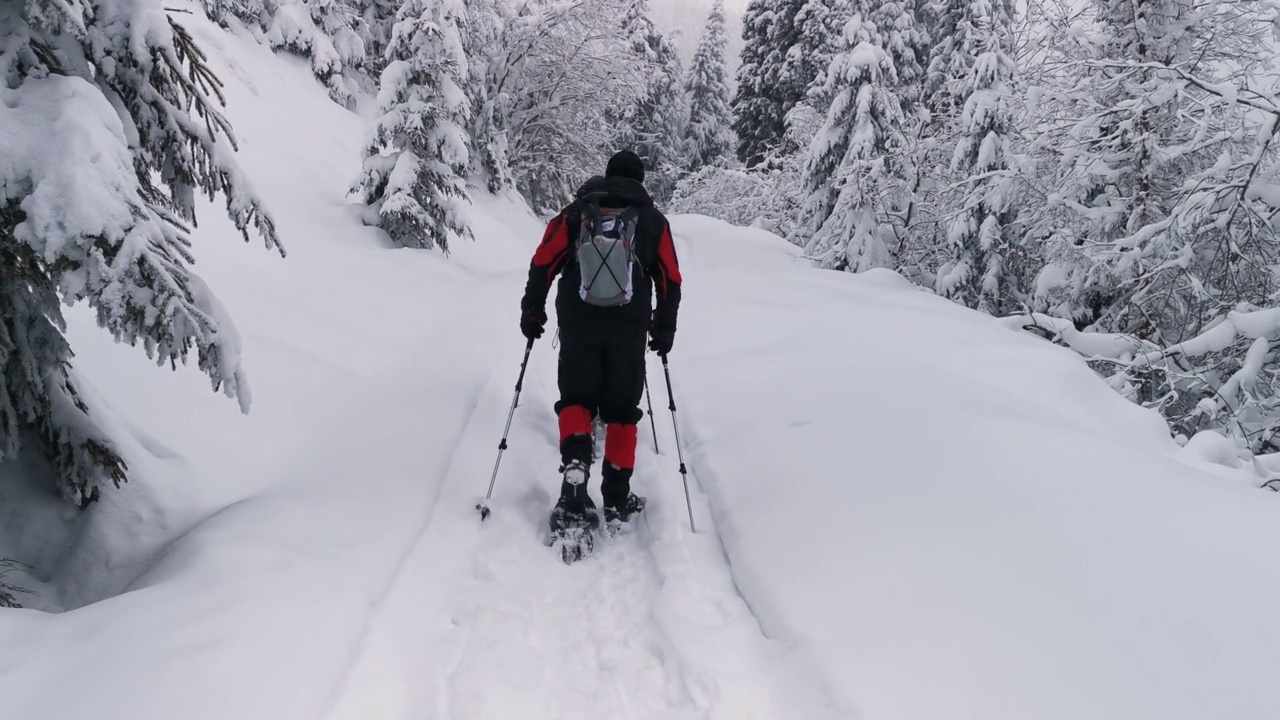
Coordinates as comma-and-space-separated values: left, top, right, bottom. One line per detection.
521, 308, 547, 340
648, 325, 675, 356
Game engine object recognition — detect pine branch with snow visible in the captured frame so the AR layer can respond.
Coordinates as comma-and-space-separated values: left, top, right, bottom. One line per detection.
207, 0, 369, 107
0, 559, 33, 609
266, 0, 368, 107
2, 0, 281, 503
351, 0, 396, 76
864, 0, 928, 114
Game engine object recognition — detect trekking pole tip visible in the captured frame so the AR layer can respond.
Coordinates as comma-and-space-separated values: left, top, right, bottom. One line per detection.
477, 502, 491, 521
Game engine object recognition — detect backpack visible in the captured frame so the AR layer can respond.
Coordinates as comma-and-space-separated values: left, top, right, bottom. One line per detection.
574, 193, 640, 307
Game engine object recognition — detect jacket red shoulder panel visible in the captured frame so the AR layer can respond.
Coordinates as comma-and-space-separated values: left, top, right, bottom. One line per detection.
532, 214, 571, 271
653, 222, 682, 298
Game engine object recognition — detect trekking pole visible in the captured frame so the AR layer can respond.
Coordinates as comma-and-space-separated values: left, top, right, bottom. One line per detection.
477, 337, 535, 521
660, 354, 696, 533
644, 374, 660, 454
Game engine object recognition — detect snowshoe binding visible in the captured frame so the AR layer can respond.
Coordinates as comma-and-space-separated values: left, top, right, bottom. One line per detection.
603, 493, 646, 535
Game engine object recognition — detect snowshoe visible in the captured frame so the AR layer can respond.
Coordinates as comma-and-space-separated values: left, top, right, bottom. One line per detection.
603, 493, 646, 534
548, 495, 600, 563
547, 459, 599, 563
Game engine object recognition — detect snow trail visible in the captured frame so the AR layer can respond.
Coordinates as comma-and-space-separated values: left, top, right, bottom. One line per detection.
326, 230, 846, 719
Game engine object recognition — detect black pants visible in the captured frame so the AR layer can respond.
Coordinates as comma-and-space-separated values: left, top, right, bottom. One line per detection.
554, 326, 646, 507
555, 326, 647, 425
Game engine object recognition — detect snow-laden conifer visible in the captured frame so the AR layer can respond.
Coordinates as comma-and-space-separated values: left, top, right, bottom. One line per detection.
802, 12, 906, 271
2, 0, 280, 503
683, 0, 735, 171
354, 0, 471, 251
931, 0, 1022, 314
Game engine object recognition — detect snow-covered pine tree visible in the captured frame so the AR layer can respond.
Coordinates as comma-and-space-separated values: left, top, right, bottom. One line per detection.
921, 0, 964, 118
353, 0, 471, 252
730, 0, 779, 167
1031, 0, 1201, 332
612, 0, 687, 204
766, 0, 810, 100
931, 0, 1022, 314
732, 0, 845, 167
200, 0, 242, 26
459, 0, 509, 193
895, 0, 974, 281
777, 0, 854, 156
2, 0, 281, 504
802, 11, 907, 271
683, 0, 735, 172
755, 0, 807, 150
864, 0, 932, 266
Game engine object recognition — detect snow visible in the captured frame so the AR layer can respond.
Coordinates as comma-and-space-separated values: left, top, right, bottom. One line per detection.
4, 6, 1280, 720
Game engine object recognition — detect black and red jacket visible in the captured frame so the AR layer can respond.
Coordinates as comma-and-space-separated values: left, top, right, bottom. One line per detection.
521, 176, 682, 332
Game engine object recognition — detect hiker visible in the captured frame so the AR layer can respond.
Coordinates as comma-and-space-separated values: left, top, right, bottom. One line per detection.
519, 150, 683, 534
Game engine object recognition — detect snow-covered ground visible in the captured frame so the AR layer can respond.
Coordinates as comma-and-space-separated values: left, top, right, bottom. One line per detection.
3, 8, 1280, 720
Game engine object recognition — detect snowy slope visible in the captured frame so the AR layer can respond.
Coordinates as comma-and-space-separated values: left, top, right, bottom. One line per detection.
667, 217, 1280, 720
3, 6, 1280, 720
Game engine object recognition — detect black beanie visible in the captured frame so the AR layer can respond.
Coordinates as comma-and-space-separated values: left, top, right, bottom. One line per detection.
605, 150, 645, 183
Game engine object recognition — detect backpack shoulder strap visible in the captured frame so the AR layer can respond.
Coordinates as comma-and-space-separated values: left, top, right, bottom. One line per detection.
570, 192, 608, 239
616, 206, 640, 228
